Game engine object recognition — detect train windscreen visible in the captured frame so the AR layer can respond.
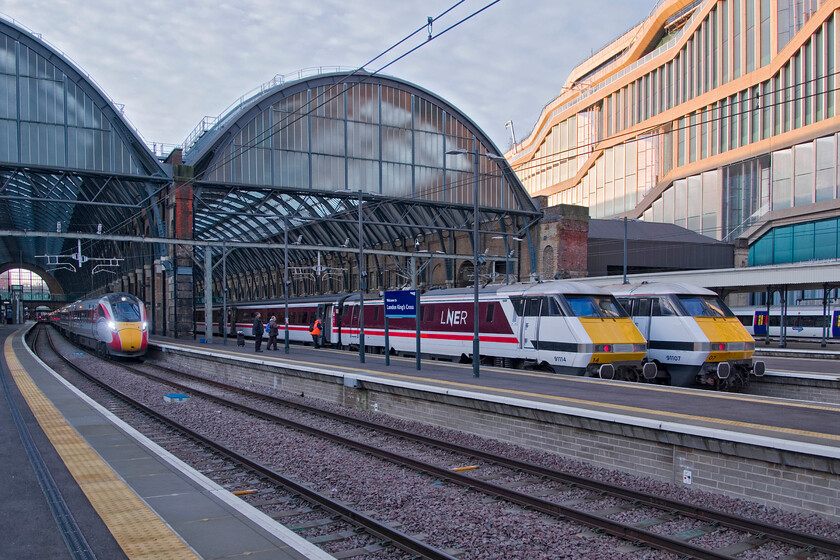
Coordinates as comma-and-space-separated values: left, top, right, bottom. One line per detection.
565, 295, 627, 318
112, 300, 142, 322
676, 295, 735, 318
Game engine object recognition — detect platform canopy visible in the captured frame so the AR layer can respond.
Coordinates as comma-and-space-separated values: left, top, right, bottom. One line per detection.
181, 70, 541, 292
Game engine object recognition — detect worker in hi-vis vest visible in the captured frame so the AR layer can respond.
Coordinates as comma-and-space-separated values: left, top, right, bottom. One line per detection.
310, 317, 323, 349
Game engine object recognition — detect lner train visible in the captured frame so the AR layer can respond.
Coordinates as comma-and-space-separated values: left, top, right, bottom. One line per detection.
196, 281, 656, 381
609, 283, 764, 389
55, 293, 148, 358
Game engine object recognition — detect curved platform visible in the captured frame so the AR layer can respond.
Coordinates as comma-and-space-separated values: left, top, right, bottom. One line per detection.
0, 324, 333, 560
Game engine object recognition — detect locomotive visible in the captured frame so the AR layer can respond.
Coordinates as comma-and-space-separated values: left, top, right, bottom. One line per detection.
55, 293, 148, 358
196, 281, 657, 381
609, 282, 764, 388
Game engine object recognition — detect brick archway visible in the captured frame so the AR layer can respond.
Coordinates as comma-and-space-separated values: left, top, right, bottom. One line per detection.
0, 262, 64, 295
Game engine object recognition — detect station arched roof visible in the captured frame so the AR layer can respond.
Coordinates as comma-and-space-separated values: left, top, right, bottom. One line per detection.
179, 70, 540, 284
0, 16, 169, 296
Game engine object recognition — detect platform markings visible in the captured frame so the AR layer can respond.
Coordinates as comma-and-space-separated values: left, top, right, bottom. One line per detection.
5, 336, 200, 559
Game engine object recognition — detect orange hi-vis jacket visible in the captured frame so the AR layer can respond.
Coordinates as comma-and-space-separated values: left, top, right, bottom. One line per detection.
310, 319, 322, 336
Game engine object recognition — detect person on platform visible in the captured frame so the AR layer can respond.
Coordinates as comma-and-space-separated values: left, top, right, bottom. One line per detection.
310, 316, 323, 349
252, 312, 264, 352
267, 315, 279, 350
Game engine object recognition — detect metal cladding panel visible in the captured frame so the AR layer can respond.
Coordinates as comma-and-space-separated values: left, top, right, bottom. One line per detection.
575, 261, 840, 292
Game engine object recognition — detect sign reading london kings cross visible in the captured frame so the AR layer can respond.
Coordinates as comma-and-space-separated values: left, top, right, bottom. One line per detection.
384, 290, 416, 318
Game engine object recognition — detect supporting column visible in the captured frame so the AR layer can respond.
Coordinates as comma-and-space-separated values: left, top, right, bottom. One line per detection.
204, 247, 213, 344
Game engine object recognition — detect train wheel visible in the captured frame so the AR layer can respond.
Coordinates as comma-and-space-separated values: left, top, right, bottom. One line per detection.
97, 342, 106, 357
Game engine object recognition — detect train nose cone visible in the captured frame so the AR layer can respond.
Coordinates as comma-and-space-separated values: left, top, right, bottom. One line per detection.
119, 328, 142, 351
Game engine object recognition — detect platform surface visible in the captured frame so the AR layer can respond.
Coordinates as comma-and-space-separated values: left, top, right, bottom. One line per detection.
1, 324, 333, 560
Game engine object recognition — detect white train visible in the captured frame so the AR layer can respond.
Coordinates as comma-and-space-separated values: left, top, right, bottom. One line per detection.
731, 304, 840, 340
608, 283, 764, 389
54, 293, 148, 358
196, 281, 656, 381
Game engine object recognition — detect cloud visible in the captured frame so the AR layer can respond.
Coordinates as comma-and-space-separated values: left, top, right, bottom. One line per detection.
2, 0, 654, 149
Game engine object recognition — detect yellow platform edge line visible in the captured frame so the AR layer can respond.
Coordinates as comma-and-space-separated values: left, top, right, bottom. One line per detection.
4, 336, 199, 560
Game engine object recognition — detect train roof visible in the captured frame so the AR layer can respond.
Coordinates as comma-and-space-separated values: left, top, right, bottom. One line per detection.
604, 282, 717, 297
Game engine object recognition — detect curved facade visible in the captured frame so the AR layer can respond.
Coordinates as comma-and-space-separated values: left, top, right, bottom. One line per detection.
184, 71, 539, 300
509, 0, 840, 262
186, 71, 530, 212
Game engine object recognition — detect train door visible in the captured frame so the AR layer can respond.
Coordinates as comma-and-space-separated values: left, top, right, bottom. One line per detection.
319, 303, 334, 345
520, 296, 542, 351
833, 310, 840, 338
631, 298, 652, 339
753, 311, 768, 336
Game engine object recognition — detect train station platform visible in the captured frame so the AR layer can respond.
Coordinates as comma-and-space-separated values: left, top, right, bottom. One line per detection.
0, 323, 334, 560
148, 333, 840, 522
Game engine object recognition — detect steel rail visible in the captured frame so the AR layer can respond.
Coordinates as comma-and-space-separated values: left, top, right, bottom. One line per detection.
124, 362, 752, 559
36, 326, 457, 560
145, 360, 840, 556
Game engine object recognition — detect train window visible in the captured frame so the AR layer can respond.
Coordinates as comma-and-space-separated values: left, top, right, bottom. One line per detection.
635, 298, 652, 317
97, 304, 106, 318
651, 297, 677, 317
564, 295, 599, 317
509, 297, 525, 317
595, 296, 624, 318
616, 298, 631, 314
676, 296, 734, 318
546, 297, 564, 316
525, 297, 542, 317
737, 315, 754, 326
485, 304, 495, 323
373, 307, 380, 322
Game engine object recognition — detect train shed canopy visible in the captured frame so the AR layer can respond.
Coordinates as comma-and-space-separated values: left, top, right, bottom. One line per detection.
180, 70, 541, 289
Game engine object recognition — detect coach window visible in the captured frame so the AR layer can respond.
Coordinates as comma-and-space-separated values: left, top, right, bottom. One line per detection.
97, 304, 106, 319
635, 298, 652, 316
485, 303, 495, 323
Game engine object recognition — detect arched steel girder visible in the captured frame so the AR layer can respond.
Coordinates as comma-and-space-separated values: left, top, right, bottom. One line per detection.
0, 163, 170, 296
192, 180, 540, 288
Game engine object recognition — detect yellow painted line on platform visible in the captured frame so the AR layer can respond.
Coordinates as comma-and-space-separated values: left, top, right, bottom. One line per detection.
163, 342, 840, 442
5, 337, 198, 560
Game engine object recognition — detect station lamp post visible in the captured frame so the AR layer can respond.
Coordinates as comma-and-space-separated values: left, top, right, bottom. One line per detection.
447, 142, 506, 378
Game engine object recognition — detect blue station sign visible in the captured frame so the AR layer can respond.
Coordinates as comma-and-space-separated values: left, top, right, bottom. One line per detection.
384, 290, 417, 318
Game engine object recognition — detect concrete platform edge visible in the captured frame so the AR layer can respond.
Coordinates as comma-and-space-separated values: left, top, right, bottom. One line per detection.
156, 341, 840, 460
20, 327, 335, 560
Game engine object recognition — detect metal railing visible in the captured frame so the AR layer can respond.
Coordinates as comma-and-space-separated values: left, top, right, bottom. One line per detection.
181, 66, 357, 155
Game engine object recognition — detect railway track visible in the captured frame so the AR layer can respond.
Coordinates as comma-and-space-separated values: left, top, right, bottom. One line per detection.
114, 354, 840, 559
31, 325, 457, 560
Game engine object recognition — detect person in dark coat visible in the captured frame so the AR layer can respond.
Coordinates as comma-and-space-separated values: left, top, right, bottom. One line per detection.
267, 316, 279, 350
252, 312, 264, 352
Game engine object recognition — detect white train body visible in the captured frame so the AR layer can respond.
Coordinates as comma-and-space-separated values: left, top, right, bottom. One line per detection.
197, 281, 654, 380
609, 283, 763, 388
55, 293, 148, 357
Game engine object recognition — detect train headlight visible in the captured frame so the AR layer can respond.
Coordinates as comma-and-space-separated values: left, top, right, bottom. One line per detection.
141, 321, 148, 331
634, 343, 647, 352
714, 342, 726, 351
594, 344, 611, 353
107, 321, 116, 331
745, 342, 755, 351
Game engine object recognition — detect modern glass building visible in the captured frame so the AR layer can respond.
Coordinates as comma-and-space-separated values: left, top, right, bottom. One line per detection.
508, 0, 840, 272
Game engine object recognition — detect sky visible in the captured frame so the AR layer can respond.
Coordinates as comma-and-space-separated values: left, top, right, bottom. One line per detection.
2, 0, 655, 153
